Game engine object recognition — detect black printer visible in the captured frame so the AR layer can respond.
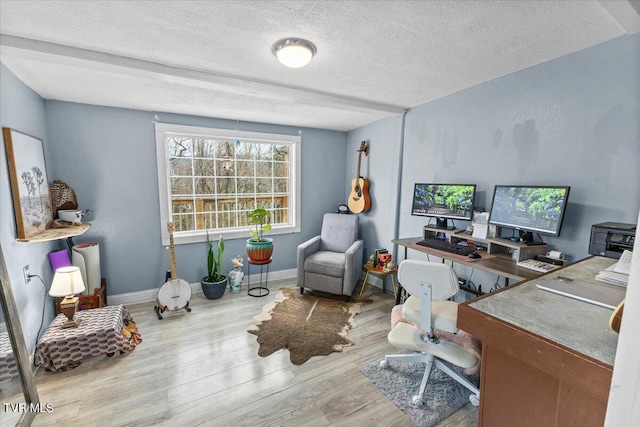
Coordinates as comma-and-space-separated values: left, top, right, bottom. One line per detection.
589, 222, 636, 259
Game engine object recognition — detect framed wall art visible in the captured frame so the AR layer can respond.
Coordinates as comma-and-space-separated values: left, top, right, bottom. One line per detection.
3, 128, 53, 239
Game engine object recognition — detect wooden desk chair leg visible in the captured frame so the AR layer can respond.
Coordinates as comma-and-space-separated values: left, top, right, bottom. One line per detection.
358, 271, 371, 300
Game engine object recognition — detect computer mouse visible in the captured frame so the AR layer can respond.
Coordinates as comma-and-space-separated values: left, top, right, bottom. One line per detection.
468, 252, 481, 259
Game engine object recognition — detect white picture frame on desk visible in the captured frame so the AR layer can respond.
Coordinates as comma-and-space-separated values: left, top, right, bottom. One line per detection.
472, 212, 490, 239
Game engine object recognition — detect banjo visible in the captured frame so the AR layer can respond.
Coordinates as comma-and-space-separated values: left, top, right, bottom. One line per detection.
154, 222, 192, 319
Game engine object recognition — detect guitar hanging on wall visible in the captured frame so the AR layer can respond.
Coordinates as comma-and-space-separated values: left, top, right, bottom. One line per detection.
154, 222, 192, 320
348, 141, 371, 213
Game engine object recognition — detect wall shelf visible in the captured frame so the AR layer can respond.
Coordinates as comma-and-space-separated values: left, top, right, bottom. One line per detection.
17, 223, 90, 243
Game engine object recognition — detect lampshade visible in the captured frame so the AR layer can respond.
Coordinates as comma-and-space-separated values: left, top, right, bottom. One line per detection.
272, 38, 316, 68
49, 266, 85, 297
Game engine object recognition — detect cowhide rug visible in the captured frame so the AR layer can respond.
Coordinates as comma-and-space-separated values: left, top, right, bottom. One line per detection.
247, 288, 366, 365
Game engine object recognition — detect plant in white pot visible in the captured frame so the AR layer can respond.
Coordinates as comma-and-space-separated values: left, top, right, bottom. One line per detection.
246, 206, 273, 263
201, 233, 227, 299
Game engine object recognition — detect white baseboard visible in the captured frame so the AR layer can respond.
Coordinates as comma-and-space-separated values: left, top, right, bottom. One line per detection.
108, 268, 297, 306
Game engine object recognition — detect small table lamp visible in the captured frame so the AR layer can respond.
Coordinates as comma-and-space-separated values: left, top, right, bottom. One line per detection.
49, 266, 86, 328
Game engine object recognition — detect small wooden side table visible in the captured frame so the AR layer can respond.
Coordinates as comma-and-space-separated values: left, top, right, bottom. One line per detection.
358, 263, 397, 300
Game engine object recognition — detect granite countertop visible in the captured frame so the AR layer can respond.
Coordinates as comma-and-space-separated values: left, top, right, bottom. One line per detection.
469, 256, 621, 366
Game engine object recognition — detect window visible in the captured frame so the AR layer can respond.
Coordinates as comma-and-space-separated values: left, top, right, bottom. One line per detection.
155, 123, 301, 245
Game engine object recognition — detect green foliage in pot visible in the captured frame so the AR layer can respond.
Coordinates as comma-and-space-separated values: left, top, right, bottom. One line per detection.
248, 206, 272, 242
205, 232, 225, 282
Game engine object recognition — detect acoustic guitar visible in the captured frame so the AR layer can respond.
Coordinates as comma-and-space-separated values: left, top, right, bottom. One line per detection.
348, 141, 371, 213
154, 222, 192, 320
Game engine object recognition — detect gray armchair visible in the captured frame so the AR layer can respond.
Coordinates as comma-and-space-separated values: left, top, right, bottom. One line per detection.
297, 213, 364, 301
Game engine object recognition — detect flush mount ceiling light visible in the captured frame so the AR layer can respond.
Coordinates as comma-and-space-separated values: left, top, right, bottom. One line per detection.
272, 38, 316, 68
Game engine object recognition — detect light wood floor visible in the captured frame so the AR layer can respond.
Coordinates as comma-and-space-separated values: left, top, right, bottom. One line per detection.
3, 282, 477, 426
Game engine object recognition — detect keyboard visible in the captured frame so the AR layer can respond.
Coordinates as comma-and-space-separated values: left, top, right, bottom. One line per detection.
516, 259, 560, 273
416, 238, 477, 256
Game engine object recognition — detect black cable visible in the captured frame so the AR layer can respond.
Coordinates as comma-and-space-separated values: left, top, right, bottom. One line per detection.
490, 275, 502, 292
467, 280, 477, 291
31, 274, 48, 359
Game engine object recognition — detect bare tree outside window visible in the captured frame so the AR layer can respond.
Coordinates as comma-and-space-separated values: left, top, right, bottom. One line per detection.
161, 128, 297, 237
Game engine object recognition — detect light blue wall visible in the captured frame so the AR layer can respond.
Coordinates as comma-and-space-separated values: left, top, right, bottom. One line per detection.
346, 116, 404, 262
1, 63, 58, 352
350, 34, 640, 289
44, 102, 347, 295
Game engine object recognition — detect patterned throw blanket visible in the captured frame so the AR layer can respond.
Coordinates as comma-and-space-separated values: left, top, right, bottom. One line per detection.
36, 305, 142, 372
0, 331, 18, 383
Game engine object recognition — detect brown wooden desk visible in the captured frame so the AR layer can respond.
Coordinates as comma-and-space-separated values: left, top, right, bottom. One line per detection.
392, 236, 544, 302
458, 256, 619, 427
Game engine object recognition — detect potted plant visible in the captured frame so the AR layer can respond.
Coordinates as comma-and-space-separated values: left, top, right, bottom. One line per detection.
246, 206, 273, 263
201, 232, 227, 299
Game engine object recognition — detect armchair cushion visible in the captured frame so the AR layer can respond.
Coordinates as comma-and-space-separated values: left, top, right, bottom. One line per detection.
304, 251, 346, 278
319, 213, 359, 253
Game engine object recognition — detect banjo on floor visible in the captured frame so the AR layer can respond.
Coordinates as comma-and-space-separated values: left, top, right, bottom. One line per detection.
154, 222, 192, 320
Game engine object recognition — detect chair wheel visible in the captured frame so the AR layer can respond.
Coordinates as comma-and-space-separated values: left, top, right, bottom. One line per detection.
412, 395, 424, 406
469, 394, 480, 407
380, 360, 389, 369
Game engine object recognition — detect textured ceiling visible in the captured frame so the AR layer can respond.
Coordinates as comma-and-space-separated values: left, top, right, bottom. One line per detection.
1, 1, 639, 131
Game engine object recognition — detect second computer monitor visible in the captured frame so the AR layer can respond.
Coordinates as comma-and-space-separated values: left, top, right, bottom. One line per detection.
411, 183, 476, 230
488, 185, 570, 244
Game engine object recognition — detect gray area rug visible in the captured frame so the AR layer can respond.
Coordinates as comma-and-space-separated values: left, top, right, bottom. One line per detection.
360, 357, 479, 426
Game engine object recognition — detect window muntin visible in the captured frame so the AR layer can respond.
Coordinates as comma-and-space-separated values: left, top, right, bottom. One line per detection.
155, 123, 300, 245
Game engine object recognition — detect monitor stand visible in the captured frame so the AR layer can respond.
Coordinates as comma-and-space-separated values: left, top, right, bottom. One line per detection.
435, 217, 455, 230
519, 231, 545, 246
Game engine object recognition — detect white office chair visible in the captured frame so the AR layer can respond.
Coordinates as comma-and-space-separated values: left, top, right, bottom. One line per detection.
380, 259, 480, 407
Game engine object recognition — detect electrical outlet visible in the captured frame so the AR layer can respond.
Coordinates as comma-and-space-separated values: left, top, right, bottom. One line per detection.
23, 265, 31, 284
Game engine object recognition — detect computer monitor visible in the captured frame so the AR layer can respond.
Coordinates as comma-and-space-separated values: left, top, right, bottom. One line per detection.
488, 185, 570, 244
411, 183, 476, 230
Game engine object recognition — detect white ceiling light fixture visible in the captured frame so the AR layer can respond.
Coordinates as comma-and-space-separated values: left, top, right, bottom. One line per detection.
272, 38, 316, 68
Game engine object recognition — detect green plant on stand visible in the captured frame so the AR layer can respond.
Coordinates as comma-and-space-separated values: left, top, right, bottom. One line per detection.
248, 207, 272, 242
246, 206, 274, 263
201, 232, 227, 299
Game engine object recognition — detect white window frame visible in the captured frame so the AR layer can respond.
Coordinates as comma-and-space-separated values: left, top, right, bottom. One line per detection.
155, 123, 301, 245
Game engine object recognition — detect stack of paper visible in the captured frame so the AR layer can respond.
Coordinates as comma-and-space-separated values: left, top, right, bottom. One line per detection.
595, 250, 632, 286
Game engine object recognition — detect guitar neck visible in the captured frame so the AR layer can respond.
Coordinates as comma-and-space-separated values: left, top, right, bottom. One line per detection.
354, 141, 367, 180
169, 233, 177, 280
355, 155, 362, 179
